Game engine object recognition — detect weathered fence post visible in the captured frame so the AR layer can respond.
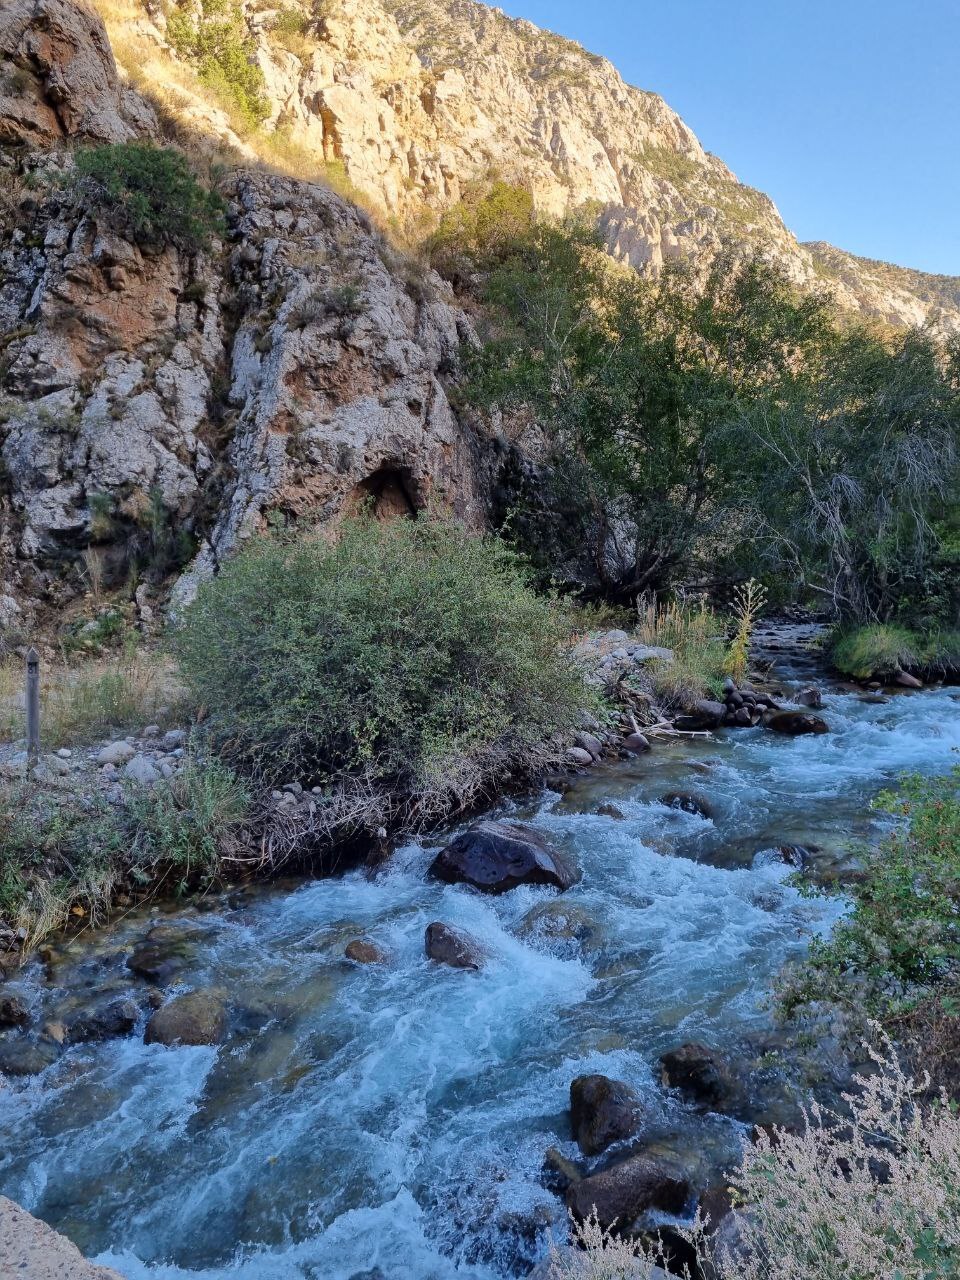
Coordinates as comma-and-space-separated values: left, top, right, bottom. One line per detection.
25, 646, 40, 778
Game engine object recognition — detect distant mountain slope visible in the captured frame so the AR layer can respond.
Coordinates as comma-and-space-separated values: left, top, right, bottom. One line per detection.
71, 0, 959, 331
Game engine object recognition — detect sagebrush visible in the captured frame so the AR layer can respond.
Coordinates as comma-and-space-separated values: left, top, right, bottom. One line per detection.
172, 517, 592, 831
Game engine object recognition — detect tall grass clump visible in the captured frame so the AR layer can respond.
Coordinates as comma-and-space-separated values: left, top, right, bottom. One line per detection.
831, 623, 960, 680
0, 647, 173, 747
1, 761, 250, 947
172, 517, 591, 829
723, 578, 767, 683
635, 596, 727, 707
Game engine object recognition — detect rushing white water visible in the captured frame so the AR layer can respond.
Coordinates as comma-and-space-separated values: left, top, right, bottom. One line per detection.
1, 663, 958, 1279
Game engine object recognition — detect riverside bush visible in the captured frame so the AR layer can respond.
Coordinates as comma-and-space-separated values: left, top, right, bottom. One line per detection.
782, 767, 960, 1019
0, 762, 249, 946
831, 623, 960, 679
71, 143, 225, 252
172, 518, 591, 826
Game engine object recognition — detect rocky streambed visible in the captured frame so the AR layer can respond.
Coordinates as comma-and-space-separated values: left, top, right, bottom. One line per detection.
1, 625, 959, 1278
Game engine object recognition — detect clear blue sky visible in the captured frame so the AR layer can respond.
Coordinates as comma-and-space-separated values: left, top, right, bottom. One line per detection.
495, 0, 960, 276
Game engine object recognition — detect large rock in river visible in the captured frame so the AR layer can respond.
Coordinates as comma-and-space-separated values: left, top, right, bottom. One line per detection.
570, 1074, 645, 1156
566, 1152, 690, 1231
660, 1042, 739, 1111
429, 821, 578, 894
424, 922, 485, 970
145, 988, 228, 1047
763, 710, 829, 736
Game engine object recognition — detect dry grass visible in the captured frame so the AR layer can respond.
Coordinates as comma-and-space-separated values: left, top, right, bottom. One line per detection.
563, 1035, 960, 1280
0, 648, 180, 748
635, 596, 728, 707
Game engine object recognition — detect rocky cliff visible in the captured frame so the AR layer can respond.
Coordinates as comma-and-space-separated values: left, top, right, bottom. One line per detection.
80, 0, 960, 334
0, 0, 487, 631
1, 0, 957, 633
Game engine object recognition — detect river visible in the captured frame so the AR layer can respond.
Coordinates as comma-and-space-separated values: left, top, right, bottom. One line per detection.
1, 629, 958, 1278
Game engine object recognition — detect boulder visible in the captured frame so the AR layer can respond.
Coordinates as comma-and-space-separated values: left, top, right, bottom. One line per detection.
753, 845, 814, 871
621, 732, 650, 755
763, 710, 829, 736
570, 1074, 645, 1156
894, 670, 923, 689
424, 922, 484, 970
0, 994, 30, 1028
796, 685, 823, 708
542, 1145, 585, 1194
66, 996, 139, 1043
124, 754, 160, 785
566, 746, 594, 767
345, 939, 386, 965
660, 1043, 738, 1111
661, 792, 713, 819
574, 731, 605, 759
674, 699, 725, 731
145, 987, 228, 1047
430, 821, 578, 894
0, 1195, 125, 1280
96, 740, 135, 766
565, 1152, 690, 1231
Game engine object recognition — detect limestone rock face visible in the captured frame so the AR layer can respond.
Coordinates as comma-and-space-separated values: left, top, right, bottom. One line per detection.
0, 165, 486, 610
92, 0, 958, 334
0, 0, 156, 146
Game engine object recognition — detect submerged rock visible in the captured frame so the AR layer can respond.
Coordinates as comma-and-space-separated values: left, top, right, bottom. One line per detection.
344, 939, 387, 965
763, 710, 829, 736
145, 987, 229, 1047
0, 994, 29, 1028
565, 1151, 690, 1231
424, 922, 484, 970
0, 1037, 60, 1076
796, 685, 823, 708
66, 996, 139, 1043
430, 821, 578, 894
661, 792, 713, 819
570, 1073, 645, 1156
660, 1043, 739, 1111
126, 922, 205, 985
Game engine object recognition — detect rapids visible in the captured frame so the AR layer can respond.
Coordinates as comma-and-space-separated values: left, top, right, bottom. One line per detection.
1, 631, 958, 1278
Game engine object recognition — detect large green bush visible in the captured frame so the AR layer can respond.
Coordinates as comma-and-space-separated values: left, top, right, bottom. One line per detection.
171, 518, 591, 824
72, 143, 225, 252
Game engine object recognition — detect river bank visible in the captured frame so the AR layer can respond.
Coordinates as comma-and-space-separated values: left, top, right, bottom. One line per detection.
1, 624, 958, 1277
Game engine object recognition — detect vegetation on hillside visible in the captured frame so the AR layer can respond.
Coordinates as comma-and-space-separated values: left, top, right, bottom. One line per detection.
70, 143, 226, 252
167, 0, 270, 133
453, 190, 960, 642
172, 516, 593, 835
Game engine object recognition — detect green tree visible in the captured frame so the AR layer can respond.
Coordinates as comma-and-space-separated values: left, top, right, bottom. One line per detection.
167, 0, 270, 133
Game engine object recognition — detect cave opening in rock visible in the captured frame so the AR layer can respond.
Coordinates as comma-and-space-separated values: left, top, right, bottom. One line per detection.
349, 466, 418, 520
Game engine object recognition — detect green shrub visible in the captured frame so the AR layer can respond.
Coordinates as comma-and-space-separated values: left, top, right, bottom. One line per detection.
1, 761, 249, 946
426, 181, 536, 287
72, 143, 225, 252
831, 623, 960, 679
172, 517, 591, 826
168, 0, 270, 133
127, 759, 250, 890
782, 768, 960, 1020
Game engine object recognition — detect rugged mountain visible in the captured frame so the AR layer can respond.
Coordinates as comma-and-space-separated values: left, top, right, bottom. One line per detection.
1, 0, 957, 633
82, 0, 960, 334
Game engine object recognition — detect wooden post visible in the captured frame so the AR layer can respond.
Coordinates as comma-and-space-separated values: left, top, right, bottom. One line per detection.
25, 647, 40, 778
